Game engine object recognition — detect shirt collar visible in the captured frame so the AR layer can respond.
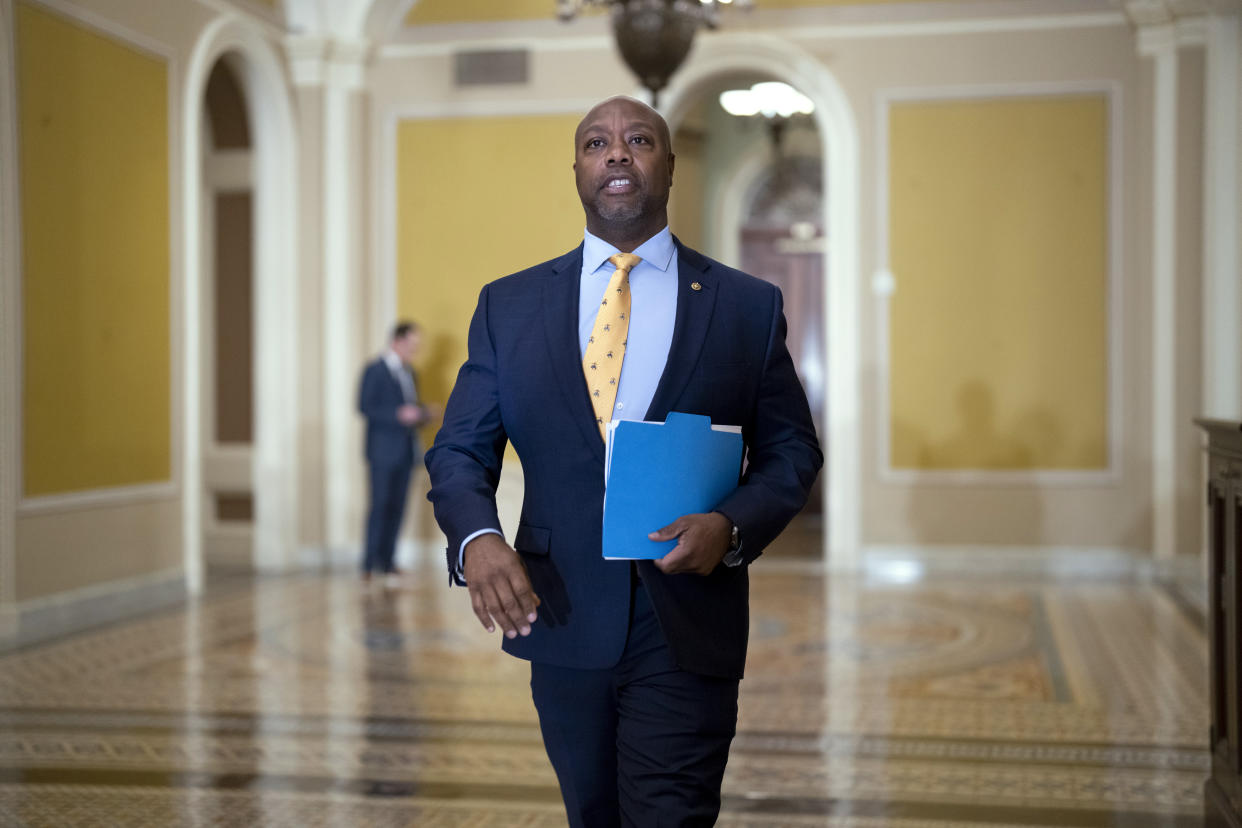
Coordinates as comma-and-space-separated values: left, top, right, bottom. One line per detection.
382, 350, 403, 372
582, 226, 675, 277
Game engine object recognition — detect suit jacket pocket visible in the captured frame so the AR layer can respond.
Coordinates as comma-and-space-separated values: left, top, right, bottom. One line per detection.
514, 523, 551, 556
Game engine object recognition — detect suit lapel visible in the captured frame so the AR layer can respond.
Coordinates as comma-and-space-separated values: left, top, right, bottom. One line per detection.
377, 359, 401, 401
644, 240, 718, 422
542, 245, 607, 463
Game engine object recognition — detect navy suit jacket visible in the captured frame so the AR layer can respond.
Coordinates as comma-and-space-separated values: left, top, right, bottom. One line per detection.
358, 358, 422, 467
425, 239, 821, 679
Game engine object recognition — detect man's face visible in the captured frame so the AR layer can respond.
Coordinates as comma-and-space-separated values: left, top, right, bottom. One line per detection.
392, 331, 419, 362
573, 98, 674, 230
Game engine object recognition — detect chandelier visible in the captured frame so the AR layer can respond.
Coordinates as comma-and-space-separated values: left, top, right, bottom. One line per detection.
558, 0, 753, 107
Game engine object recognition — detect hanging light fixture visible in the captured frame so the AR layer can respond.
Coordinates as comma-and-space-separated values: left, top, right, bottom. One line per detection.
719, 81, 814, 118
719, 80, 813, 155
558, 0, 753, 107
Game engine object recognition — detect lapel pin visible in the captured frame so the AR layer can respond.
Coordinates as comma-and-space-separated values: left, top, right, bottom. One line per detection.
690, 281, 702, 291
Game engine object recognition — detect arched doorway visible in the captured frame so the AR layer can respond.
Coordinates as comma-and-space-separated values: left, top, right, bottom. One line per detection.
183, 20, 299, 592
669, 78, 826, 555
739, 153, 827, 525
200, 56, 256, 570
663, 37, 861, 567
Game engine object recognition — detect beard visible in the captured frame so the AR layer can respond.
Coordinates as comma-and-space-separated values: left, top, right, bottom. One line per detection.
587, 188, 665, 229
593, 198, 644, 225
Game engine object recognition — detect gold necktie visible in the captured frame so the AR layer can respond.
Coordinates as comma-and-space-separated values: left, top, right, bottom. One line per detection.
583, 252, 641, 439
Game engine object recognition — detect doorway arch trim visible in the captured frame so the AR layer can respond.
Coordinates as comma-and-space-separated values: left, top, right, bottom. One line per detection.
183, 15, 300, 591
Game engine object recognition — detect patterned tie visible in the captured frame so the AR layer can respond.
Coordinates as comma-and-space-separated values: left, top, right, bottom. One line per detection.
583, 252, 641, 439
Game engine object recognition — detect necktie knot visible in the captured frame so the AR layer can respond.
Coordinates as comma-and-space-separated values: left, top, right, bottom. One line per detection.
609, 252, 641, 275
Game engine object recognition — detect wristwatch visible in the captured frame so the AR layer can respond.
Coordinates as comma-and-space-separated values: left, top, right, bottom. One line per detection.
722, 520, 744, 567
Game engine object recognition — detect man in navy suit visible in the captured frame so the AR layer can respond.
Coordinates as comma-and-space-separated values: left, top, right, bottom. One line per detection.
425, 97, 821, 826
358, 321, 431, 582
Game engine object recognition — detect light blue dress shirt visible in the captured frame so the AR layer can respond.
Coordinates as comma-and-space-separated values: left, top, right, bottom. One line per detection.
458, 227, 680, 567
577, 226, 678, 424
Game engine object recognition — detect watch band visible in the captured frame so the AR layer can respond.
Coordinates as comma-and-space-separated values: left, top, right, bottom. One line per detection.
722, 522, 744, 567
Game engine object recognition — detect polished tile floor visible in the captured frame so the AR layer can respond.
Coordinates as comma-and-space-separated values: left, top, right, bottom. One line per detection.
0, 540, 1210, 827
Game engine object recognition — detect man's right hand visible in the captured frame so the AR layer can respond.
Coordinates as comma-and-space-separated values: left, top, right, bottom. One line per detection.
463, 533, 540, 639
397, 404, 419, 425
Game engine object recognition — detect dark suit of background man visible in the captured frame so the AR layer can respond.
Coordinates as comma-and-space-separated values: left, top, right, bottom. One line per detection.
425, 96, 822, 827
358, 321, 431, 582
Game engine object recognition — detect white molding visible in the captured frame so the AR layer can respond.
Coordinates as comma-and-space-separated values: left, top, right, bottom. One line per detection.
10, 565, 182, 612
0, 565, 185, 649
861, 543, 1160, 579
777, 11, 1128, 41
284, 0, 391, 41
1137, 20, 1179, 54
190, 0, 286, 40
323, 86, 363, 551
374, 107, 394, 355
377, 10, 1127, 60
1202, 14, 1242, 419
204, 148, 254, 192
202, 443, 255, 490
241, 32, 300, 575
1175, 14, 1211, 45
384, 97, 603, 121
714, 148, 772, 270
380, 33, 610, 59
184, 15, 301, 587
7, 0, 185, 523
662, 34, 862, 569
0, 0, 19, 610
20, 0, 176, 60
203, 522, 253, 540
167, 40, 185, 564
200, 158, 216, 453
286, 34, 371, 90
874, 82, 1124, 487
775, 543, 1198, 579
286, 34, 329, 86
1149, 38, 1180, 561
18, 482, 178, 515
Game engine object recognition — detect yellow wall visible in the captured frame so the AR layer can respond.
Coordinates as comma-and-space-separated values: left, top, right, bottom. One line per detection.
396, 115, 584, 422
888, 95, 1109, 470
404, 0, 990, 25
17, 2, 171, 496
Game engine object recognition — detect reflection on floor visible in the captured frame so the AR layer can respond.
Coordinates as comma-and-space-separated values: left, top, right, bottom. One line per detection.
0, 540, 1209, 827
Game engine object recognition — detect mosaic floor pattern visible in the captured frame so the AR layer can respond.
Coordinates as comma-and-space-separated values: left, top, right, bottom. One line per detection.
0, 549, 1209, 827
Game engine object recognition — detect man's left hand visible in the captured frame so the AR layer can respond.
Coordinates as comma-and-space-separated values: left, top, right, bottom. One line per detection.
648, 512, 732, 575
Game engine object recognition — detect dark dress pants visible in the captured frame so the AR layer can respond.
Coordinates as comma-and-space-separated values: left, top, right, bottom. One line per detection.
363, 459, 412, 574
530, 580, 739, 828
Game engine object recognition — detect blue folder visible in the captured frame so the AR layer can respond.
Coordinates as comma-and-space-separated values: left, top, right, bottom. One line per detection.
602, 411, 744, 560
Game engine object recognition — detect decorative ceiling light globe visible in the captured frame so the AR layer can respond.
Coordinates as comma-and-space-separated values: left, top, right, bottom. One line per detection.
612, 0, 699, 104
559, 0, 753, 107
719, 81, 815, 118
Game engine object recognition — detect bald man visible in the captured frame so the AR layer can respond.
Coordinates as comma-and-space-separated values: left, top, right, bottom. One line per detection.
426, 96, 821, 827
